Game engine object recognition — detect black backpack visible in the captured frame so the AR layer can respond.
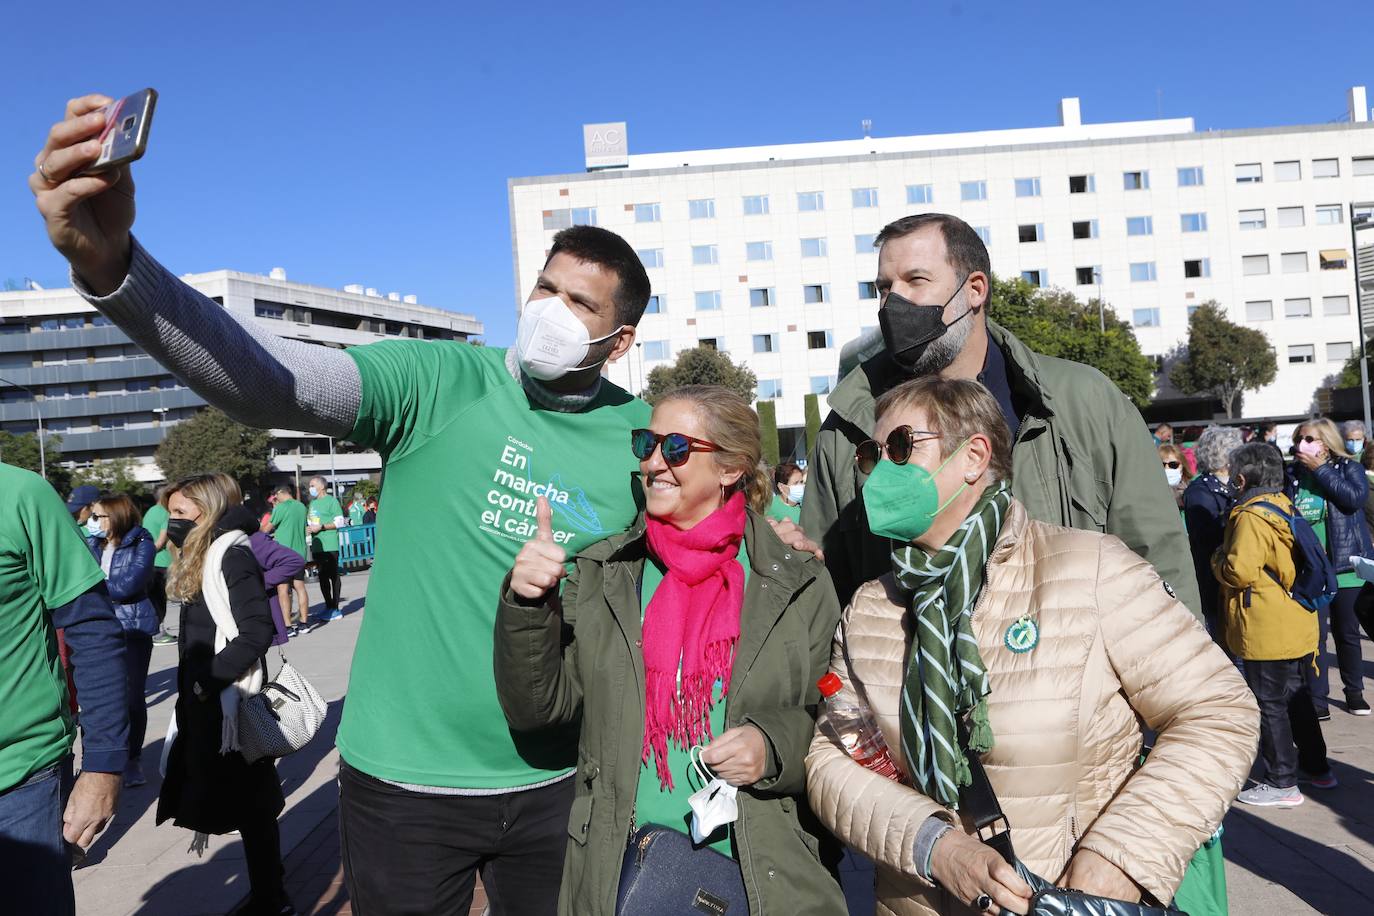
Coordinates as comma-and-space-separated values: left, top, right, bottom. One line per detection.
1247, 500, 1338, 611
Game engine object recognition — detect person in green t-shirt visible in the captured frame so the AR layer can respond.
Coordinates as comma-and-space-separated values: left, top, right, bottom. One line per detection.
141, 487, 177, 646
265, 486, 310, 633
347, 492, 367, 528
306, 476, 345, 620
766, 460, 806, 523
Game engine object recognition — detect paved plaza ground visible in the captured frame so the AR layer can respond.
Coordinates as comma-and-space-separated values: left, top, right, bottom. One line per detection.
73, 570, 1373, 914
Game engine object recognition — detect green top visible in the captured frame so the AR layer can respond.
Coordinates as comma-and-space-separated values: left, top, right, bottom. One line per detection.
269, 499, 309, 560
0, 463, 106, 792
308, 494, 344, 554
766, 492, 800, 523
1293, 479, 1363, 589
348, 500, 367, 527
336, 342, 649, 788
633, 539, 749, 857
142, 502, 173, 568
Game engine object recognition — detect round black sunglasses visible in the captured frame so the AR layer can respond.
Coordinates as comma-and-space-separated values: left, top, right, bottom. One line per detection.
631, 429, 720, 467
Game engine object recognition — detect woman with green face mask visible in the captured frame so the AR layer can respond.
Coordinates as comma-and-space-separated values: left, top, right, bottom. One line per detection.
805, 376, 1259, 916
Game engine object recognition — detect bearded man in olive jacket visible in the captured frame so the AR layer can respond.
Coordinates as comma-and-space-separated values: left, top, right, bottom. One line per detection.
802, 213, 1202, 618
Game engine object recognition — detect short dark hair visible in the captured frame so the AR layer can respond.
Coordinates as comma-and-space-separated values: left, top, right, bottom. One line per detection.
873, 213, 992, 306
773, 461, 802, 489
1230, 442, 1284, 490
274, 485, 294, 498
545, 225, 652, 328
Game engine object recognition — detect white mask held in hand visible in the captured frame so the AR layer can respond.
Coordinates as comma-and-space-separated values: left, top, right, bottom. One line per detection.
515, 296, 623, 381
687, 746, 738, 844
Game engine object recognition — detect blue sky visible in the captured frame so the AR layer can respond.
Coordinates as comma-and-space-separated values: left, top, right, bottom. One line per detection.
3, 0, 1371, 345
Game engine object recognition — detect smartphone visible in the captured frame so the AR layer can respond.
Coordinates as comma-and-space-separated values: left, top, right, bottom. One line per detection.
82, 88, 157, 174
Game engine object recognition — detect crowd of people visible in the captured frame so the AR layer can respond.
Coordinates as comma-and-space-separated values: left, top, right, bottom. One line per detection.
0, 91, 1365, 916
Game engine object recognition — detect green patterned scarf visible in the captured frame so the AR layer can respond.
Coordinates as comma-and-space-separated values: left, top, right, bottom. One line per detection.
891, 482, 1012, 808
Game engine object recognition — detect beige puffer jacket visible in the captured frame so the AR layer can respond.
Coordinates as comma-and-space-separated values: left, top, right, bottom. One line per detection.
806, 500, 1259, 916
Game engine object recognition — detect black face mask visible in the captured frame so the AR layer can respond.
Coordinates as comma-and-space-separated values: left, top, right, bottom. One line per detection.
166, 518, 195, 549
877, 276, 971, 374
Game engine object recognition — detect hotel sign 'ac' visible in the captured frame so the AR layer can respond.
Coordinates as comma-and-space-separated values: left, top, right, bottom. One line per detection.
583, 122, 628, 170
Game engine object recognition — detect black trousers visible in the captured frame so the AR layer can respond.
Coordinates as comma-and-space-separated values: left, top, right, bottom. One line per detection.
338, 761, 572, 916
123, 632, 153, 761
149, 568, 168, 625
1305, 586, 1366, 711
316, 550, 341, 610
1245, 658, 1329, 788
241, 815, 288, 914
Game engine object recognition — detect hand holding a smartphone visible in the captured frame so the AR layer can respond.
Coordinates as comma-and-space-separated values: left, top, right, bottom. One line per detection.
29, 92, 151, 296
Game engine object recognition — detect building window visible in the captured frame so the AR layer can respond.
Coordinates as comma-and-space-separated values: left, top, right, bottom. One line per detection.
1328, 342, 1355, 363
974, 226, 991, 245
1180, 212, 1208, 233
1238, 209, 1266, 230
542, 209, 572, 231
1020, 269, 1046, 287
743, 194, 770, 215
749, 287, 775, 308
1284, 298, 1312, 318
745, 241, 773, 261
854, 233, 877, 253
1123, 170, 1149, 190
857, 281, 878, 300
692, 244, 719, 266
644, 295, 664, 314
638, 248, 664, 268
100, 416, 126, 430
1275, 160, 1302, 182
1355, 157, 1374, 176
1187, 305, 1202, 318
1288, 344, 1315, 364
1132, 308, 1161, 327
1246, 300, 1273, 321
1068, 174, 1095, 193
1316, 204, 1344, 225
1320, 249, 1349, 270
1072, 219, 1098, 239
634, 203, 661, 223
906, 183, 934, 204
1312, 158, 1340, 179
1018, 223, 1044, 243
698, 337, 721, 351
1277, 206, 1305, 228
803, 284, 829, 303
255, 303, 285, 319
757, 379, 782, 400
642, 340, 670, 360
570, 207, 597, 226
800, 237, 828, 258
1236, 163, 1264, 183
1130, 262, 1157, 282
1075, 266, 1099, 285
92, 315, 113, 327
807, 330, 833, 350
960, 180, 987, 201
1324, 295, 1351, 316
1184, 258, 1211, 278
1014, 177, 1041, 197
810, 375, 837, 395
1126, 216, 1154, 236
689, 198, 716, 219
1242, 254, 1270, 275
797, 191, 825, 212
753, 334, 779, 354
694, 291, 721, 311
1178, 166, 1205, 187
851, 187, 879, 208
1281, 251, 1308, 273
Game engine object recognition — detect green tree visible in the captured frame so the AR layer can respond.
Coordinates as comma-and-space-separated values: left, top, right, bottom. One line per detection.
757, 400, 781, 465
804, 393, 822, 457
348, 478, 381, 502
1170, 301, 1277, 419
642, 346, 758, 405
987, 277, 1156, 408
0, 430, 70, 492
155, 408, 272, 490
1334, 339, 1374, 389
73, 457, 149, 501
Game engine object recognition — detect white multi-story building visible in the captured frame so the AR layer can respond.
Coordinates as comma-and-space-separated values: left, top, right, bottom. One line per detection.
0, 268, 482, 484
509, 87, 1374, 448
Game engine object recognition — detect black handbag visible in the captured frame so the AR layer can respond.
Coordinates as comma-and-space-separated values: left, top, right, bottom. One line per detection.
959, 749, 1185, 916
616, 824, 748, 915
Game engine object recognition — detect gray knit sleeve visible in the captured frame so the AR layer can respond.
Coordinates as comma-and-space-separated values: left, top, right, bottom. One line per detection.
72, 238, 360, 437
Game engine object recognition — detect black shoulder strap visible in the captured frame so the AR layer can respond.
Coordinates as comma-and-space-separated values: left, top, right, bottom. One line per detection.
956, 725, 1018, 865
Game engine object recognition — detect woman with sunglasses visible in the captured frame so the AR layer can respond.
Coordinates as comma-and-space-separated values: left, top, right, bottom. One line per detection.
805, 376, 1257, 916
1158, 443, 1193, 512
1289, 418, 1373, 717
496, 385, 846, 915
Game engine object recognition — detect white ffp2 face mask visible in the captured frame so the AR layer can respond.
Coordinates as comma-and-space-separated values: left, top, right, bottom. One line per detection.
515, 296, 623, 381
787, 484, 805, 505
687, 746, 738, 844
1165, 467, 1183, 487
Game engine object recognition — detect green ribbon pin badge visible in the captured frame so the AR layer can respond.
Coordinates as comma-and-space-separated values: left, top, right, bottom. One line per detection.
1004, 615, 1040, 654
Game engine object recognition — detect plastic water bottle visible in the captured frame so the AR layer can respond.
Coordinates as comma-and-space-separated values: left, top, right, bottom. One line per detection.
817, 673, 901, 781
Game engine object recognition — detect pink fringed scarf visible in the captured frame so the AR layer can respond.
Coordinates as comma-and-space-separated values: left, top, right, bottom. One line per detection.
641, 492, 747, 789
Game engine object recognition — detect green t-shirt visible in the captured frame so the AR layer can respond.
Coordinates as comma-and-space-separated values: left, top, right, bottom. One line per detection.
142, 502, 173, 568
269, 499, 309, 560
0, 463, 106, 792
348, 501, 367, 527
1293, 480, 1363, 590
337, 342, 649, 788
766, 492, 800, 523
632, 540, 749, 857
308, 494, 344, 554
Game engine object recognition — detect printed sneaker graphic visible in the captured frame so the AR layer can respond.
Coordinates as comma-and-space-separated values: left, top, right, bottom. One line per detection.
544, 473, 602, 534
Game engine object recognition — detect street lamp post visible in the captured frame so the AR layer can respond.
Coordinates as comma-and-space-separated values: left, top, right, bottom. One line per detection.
1351, 207, 1372, 435
328, 435, 337, 494
0, 374, 46, 480
1094, 268, 1105, 333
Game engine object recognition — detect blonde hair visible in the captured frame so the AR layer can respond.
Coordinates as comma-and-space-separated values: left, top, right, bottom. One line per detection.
1158, 444, 1194, 483
1297, 418, 1352, 461
873, 376, 1014, 482
657, 385, 773, 514
165, 473, 242, 601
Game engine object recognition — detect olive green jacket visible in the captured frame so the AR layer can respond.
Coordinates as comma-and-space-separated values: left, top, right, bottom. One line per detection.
494, 509, 846, 916
800, 320, 1202, 617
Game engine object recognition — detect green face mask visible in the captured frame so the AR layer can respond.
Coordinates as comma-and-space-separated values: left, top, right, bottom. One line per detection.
861, 440, 971, 543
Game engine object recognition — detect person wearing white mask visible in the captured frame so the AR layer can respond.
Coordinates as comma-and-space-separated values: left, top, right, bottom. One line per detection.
1158, 443, 1192, 511
30, 97, 664, 913
767, 460, 807, 523
1341, 419, 1366, 458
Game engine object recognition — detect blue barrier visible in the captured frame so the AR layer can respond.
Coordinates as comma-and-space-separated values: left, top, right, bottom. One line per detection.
339, 523, 376, 569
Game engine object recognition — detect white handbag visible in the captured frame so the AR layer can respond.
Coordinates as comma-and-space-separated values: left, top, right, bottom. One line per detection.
237, 652, 326, 764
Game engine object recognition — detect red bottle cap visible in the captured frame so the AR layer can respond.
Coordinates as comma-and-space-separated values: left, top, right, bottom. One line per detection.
817, 672, 843, 697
